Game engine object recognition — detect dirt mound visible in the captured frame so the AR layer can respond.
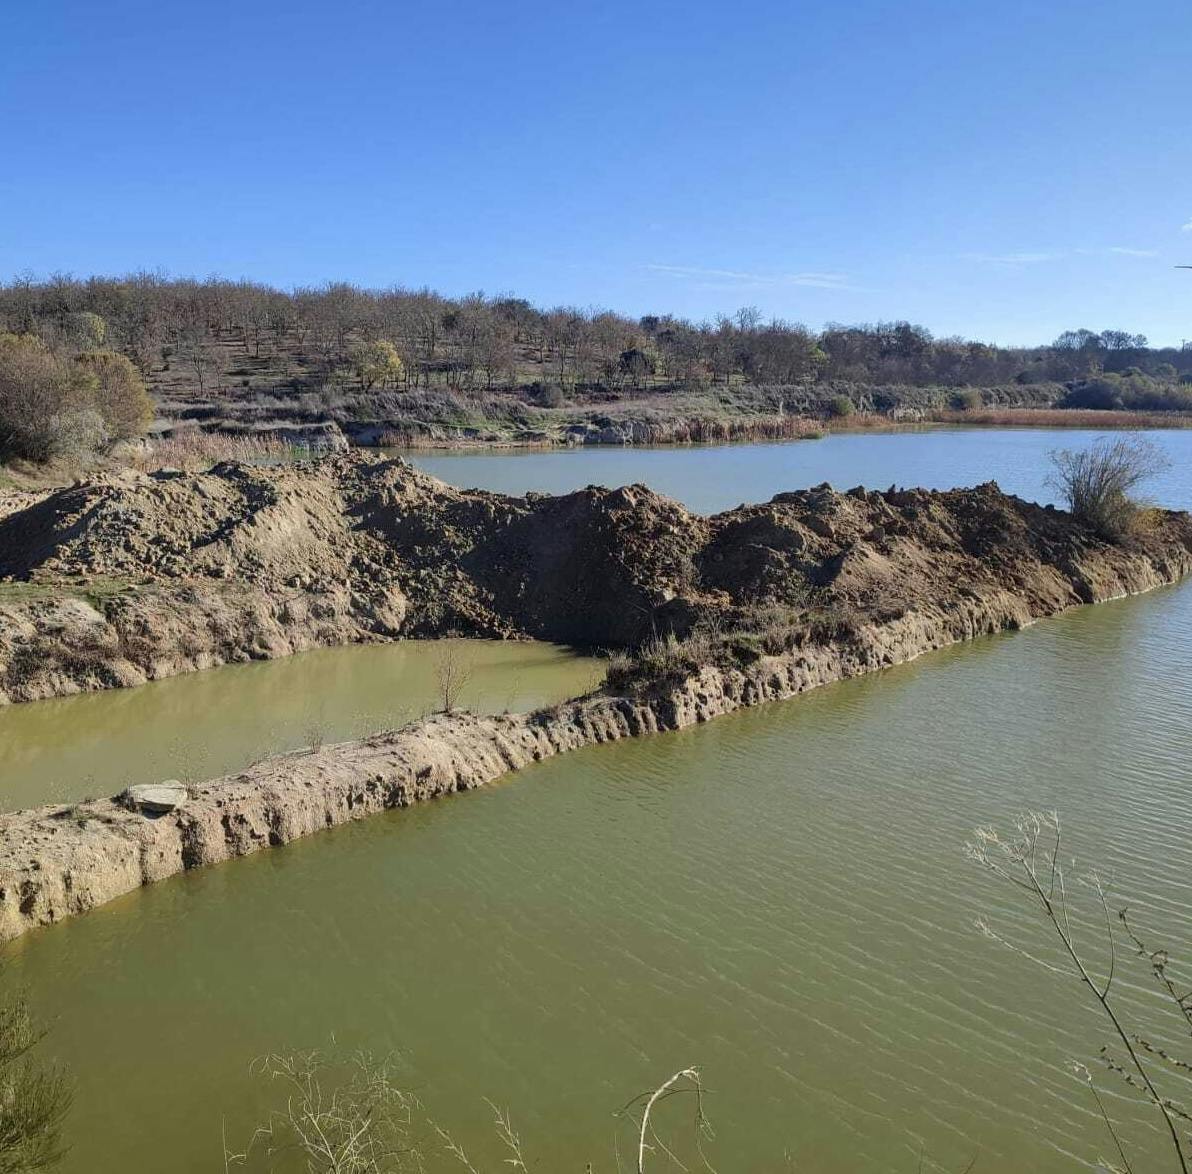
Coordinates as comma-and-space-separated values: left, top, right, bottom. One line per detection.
1, 452, 1191, 703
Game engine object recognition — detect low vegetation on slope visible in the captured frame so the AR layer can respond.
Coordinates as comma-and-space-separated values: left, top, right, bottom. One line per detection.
3, 275, 1190, 460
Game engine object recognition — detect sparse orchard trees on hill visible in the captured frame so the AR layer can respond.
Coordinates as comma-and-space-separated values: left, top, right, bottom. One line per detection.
2, 274, 1189, 398
1, 274, 1191, 468
349, 339, 405, 391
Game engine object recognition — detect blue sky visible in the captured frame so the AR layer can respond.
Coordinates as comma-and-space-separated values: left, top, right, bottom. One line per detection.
2, 0, 1190, 346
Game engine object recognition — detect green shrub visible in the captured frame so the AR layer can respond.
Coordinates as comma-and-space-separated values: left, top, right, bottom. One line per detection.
0, 991, 73, 1172
0, 336, 153, 462
74, 351, 152, 439
0, 335, 95, 462
1059, 376, 1124, 411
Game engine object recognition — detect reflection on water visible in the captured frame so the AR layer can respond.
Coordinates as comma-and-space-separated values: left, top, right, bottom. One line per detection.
0, 640, 600, 810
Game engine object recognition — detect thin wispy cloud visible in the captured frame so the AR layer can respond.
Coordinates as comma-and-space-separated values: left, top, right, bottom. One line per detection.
645, 263, 855, 291
1182, 218, 1192, 234
962, 251, 1062, 268
965, 247, 1160, 267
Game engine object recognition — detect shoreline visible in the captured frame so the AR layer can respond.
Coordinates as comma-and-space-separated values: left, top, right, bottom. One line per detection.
327, 407, 1192, 453
1, 539, 1189, 943
4, 410, 1189, 504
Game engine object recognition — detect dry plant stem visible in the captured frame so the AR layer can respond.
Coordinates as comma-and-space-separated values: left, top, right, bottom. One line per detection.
1073, 1062, 1134, 1174
631, 1067, 711, 1174
1123, 911, 1192, 1037
969, 813, 1189, 1173
484, 1099, 528, 1171
224, 1049, 422, 1173
434, 644, 475, 714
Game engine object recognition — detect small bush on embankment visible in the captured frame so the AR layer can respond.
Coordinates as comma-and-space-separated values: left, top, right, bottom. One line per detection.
1048, 436, 1171, 541
1048, 436, 1168, 541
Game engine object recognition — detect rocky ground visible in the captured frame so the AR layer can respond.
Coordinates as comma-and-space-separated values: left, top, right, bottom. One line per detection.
2, 452, 1192, 938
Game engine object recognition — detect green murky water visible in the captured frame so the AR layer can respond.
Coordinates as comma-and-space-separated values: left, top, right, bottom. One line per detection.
5, 429, 1192, 1171
0, 640, 601, 811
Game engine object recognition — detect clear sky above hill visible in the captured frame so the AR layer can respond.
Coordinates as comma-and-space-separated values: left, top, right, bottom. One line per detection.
3, 0, 1190, 346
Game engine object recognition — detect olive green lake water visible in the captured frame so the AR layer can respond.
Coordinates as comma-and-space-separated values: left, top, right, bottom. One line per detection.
5, 428, 1192, 1171
0, 640, 601, 812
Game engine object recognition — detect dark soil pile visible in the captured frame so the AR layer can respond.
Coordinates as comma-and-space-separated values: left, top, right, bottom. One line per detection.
1, 452, 1190, 703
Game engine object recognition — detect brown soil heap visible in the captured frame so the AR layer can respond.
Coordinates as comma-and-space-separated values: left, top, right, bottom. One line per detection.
0, 453, 1190, 941
3, 451, 1189, 705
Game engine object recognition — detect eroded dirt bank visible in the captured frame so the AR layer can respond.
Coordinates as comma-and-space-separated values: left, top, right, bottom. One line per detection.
0, 455, 1190, 939
4, 451, 1191, 705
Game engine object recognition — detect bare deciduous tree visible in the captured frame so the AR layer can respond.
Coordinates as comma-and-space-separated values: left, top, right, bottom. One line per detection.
434, 644, 475, 713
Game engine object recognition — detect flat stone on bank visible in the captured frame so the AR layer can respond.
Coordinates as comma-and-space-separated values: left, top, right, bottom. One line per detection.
126, 783, 188, 814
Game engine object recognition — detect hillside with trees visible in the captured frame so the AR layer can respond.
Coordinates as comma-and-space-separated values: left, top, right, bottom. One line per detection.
1, 272, 1190, 461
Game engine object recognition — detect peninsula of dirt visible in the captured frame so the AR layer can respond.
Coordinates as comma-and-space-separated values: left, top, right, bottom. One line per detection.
4, 451, 1190, 708
1, 454, 1191, 939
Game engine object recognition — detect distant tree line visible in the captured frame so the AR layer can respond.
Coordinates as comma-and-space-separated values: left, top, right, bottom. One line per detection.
1, 273, 1187, 401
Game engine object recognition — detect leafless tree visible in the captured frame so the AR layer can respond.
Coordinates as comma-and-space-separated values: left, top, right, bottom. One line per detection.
434, 643, 475, 713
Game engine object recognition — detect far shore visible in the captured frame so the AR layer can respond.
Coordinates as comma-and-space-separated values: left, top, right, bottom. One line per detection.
365, 407, 1192, 453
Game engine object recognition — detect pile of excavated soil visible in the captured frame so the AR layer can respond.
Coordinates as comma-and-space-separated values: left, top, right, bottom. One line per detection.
1, 451, 1190, 704
2, 453, 1192, 938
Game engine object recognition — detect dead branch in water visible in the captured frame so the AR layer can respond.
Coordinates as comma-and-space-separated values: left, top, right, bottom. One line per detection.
968, 812, 1192, 1173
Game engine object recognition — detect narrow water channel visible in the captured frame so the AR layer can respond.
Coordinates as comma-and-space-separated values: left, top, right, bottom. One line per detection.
0, 640, 600, 811
4, 428, 1192, 1171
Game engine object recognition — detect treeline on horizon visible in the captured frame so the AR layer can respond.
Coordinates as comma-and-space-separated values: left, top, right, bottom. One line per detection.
2, 272, 1191, 411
